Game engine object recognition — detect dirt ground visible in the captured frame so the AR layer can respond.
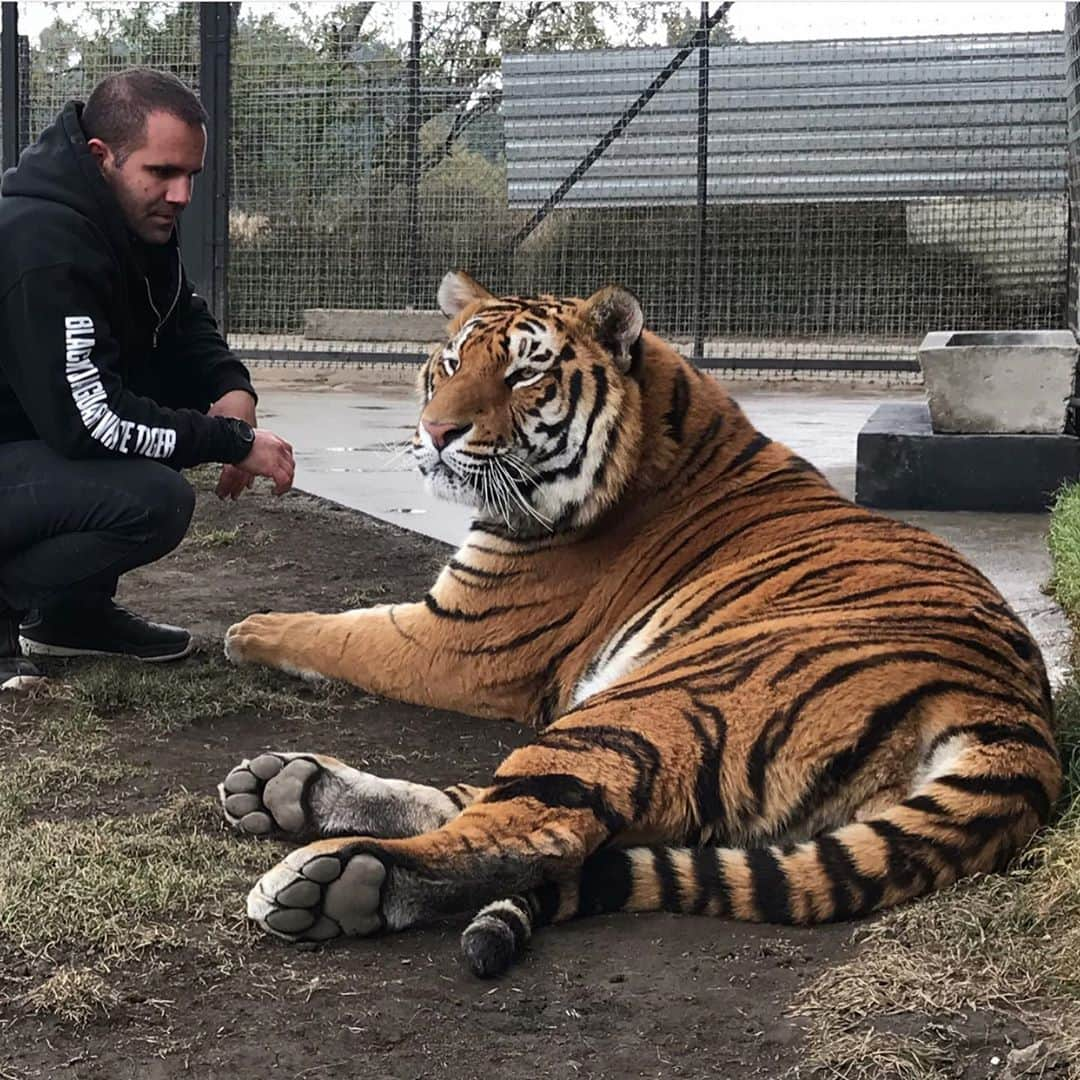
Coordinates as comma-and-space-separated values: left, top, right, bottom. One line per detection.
0, 475, 1055, 1079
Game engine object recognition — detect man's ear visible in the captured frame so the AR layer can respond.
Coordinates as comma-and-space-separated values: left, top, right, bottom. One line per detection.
579, 286, 644, 373
86, 138, 110, 168
437, 270, 495, 318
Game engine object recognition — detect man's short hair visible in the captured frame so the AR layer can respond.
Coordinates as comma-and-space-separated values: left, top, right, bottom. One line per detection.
81, 68, 207, 165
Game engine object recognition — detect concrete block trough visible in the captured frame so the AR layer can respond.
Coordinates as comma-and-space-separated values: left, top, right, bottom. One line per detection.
918, 329, 1078, 435
856, 329, 1080, 512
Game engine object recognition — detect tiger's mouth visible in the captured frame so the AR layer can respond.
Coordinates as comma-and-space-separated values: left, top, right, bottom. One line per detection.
419, 453, 553, 532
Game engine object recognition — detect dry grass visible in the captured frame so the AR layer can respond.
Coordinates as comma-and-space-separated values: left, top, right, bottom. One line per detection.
185, 525, 244, 549
0, 748, 128, 836
22, 964, 121, 1025
0, 793, 275, 962
794, 869, 1080, 1077
343, 581, 393, 608
50, 651, 342, 736
794, 484, 1080, 1078
0, 652, 333, 980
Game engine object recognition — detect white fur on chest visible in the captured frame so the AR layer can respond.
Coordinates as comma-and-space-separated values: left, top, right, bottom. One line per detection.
570, 614, 657, 708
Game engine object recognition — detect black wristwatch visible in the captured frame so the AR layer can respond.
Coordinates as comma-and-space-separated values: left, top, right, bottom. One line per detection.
224, 417, 255, 462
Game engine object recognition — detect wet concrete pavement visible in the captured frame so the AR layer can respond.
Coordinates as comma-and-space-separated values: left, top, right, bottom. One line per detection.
255, 378, 1072, 687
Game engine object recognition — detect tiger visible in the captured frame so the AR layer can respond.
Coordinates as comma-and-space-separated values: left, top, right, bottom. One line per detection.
220, 269, 1060, 979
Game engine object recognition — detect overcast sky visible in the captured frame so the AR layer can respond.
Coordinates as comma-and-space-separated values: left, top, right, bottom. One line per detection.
13, 0, 1067, 45
729, 1, 1062, 40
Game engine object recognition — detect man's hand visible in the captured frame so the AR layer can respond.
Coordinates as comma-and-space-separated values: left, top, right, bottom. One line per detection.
209, 390, 263, 500
238, 429, 295, 496
215, 463, 254, 501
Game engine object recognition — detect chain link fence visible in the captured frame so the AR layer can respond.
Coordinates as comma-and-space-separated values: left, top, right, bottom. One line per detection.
1, 2, 1071, 380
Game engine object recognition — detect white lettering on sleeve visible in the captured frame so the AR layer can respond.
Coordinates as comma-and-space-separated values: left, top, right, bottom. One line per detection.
64, 316, 178, 460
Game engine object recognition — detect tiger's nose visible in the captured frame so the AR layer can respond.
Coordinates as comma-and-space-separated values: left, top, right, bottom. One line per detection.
422, 419, 471, 450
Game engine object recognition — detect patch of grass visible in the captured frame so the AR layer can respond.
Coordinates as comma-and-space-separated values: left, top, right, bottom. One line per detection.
1049, 483, 1080, 628
52, 652, 343, 737
0, 793, 276, 962
0, 655, 322, 920
794, 870, 1080, 1077
22, 964, 120, 1025
0, 654, 306, 1021
343, 582, 392, 608
186, 525, 243, 549
184, 525, 277, 550
0, 749, 128, 837
798, 1022, 956, 1080
186, 463, 221, 494
0, 686, 130, 837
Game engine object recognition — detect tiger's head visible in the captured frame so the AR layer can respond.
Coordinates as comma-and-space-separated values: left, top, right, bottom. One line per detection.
413, 271, 646, 535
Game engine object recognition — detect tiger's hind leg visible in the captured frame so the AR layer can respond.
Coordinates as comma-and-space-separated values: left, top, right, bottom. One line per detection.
219, 751, 481, 840
243, 704, 693, 943
244, 796, 609, 943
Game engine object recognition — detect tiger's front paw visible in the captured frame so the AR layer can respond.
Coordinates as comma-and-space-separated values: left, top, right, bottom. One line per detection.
224, 613, 325, 681
248, 841, 388, 942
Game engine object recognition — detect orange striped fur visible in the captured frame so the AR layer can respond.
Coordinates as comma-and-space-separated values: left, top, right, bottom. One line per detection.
223, 271, 1060, 977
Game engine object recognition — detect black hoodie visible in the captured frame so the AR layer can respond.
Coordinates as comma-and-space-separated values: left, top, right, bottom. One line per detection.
0, 102, 255, 467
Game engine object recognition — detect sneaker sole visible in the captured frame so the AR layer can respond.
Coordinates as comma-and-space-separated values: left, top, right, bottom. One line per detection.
19, 636, 194, 663
1, 674, 47, 691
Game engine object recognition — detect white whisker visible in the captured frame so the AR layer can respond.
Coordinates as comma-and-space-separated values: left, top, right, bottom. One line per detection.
500, 452, 542, 482
486, 463, 513, 530
492, 457, 554, 531
383, 440, 416, 469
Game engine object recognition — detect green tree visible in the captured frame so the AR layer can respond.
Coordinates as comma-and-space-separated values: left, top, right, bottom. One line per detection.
662, 5, 741, 47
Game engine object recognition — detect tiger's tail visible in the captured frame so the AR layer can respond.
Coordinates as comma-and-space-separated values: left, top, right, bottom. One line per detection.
460, 733, 1059, 978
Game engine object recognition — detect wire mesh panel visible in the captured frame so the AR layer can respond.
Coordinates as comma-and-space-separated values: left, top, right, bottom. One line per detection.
226, 3, 747, 361
228, 2, 558, 348
19, 2, 198, 133
228, 4, 423, 337
504, 32, 1068, 373
0, 4, 11, 170
6, 2, 1072, 378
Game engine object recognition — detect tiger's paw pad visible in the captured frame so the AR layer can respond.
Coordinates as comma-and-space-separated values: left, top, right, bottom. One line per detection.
218, 753, 320, 837
247, 848, 386, 941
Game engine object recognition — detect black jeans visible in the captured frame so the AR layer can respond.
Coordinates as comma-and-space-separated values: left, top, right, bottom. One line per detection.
0, 440, 195, 616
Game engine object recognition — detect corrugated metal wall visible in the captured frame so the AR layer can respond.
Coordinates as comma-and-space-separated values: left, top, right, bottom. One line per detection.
504, 33, 1065, 208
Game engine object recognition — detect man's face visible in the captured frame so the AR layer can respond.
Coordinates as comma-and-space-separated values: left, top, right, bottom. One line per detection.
89, 110, 206, 244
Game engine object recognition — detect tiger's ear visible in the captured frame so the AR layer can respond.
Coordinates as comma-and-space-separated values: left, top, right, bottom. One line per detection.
580, 286, 644, 373
437, 270, 495, 318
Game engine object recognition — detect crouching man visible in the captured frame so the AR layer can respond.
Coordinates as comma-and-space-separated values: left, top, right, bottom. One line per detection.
0, 67, 295, 687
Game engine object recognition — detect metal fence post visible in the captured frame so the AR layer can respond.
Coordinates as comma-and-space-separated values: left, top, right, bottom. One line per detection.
405, 2, 422, 308
17, 28, 27, 153
183, 1, 232, 330
1067, 3, 1080, 333
692, 1, 710, 363
1, 1, 20, 172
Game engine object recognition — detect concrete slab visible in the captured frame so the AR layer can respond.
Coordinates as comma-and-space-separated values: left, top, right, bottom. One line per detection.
302, 308, 445, 342
856, 402, 1080, 512
254, 379, 1071, 688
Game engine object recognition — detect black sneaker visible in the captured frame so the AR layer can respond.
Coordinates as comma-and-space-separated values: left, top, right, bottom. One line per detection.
20, 602, 193, 662
0, 612, 44, 690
